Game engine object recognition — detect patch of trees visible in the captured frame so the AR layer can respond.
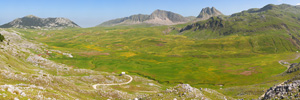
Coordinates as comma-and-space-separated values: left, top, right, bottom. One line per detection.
0, 34, 4, 42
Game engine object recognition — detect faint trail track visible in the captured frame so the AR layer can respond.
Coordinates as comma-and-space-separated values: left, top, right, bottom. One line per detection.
93, 75, 133, 89
278, 53, 300, 68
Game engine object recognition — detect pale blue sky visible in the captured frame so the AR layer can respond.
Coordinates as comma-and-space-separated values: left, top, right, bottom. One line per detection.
0, 0, 299, 27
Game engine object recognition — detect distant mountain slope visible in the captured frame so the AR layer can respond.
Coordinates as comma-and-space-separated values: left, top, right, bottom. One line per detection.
178, 4, 300, 53
0, 15, 80, 29
98, 9, 192, 26
197, 7, 223, 20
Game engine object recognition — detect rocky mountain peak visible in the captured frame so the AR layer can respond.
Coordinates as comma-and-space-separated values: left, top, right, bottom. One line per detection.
197, 7, 223, 20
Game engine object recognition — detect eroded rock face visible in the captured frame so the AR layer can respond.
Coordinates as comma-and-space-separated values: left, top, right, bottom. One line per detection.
0, 15, 80, 29
262, 80, 300, 100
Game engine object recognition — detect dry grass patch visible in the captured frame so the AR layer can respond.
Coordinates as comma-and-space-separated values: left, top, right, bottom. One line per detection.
120, 52, 136, 57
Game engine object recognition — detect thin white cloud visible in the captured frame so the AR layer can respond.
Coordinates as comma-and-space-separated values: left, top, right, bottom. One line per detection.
297, 3, 300, 5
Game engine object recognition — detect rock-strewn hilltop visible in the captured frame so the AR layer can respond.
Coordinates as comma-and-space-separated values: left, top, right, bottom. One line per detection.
0, 15, 80, 29
98, 9, 191, 26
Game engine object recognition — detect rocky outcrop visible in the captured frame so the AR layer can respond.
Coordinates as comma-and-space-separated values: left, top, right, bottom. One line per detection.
262, 80, 300, 99
287, 63, 300, 73
197, 7, 223, 20
0, 15, 80, 29
180, 16, 226, 33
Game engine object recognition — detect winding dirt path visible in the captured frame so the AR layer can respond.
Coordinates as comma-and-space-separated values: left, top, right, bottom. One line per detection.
278, 53, 300, 68
92, 75, 133, 89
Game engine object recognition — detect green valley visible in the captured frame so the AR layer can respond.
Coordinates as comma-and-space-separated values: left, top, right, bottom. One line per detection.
2, 2, 300, 99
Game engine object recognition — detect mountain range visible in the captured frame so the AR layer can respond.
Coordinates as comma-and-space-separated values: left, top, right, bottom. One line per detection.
0, 15, 80, 29
98, 7, 223, 26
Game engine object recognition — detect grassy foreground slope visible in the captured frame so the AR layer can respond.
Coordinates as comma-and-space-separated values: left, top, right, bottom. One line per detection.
15, 4, 300, 99
2, 29, 209, 100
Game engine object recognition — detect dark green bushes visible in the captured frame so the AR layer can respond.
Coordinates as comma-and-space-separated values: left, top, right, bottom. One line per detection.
0, 34, 4, 42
